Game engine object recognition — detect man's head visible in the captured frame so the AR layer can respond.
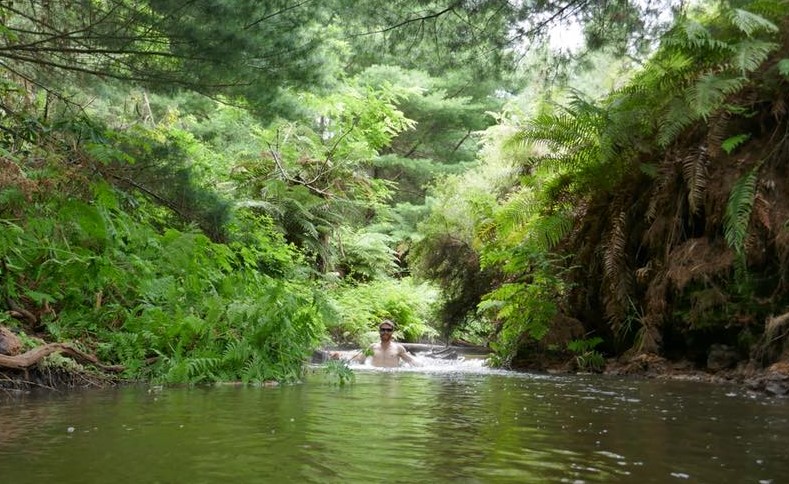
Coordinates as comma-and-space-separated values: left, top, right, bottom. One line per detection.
378, 320, 395, 341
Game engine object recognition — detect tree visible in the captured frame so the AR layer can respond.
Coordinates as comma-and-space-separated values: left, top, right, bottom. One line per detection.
231, 84, 415, 272
0, 0, 329, 116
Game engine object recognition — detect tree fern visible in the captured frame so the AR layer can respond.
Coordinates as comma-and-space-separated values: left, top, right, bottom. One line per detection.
724, 166, 759, 255
647, 6, 781, 148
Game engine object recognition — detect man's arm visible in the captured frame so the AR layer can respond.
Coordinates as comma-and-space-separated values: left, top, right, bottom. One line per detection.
398, 345, 420, 366
351, 344, 376, 363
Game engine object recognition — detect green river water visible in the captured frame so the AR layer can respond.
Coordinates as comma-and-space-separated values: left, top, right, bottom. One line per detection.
1, 361, 787, 483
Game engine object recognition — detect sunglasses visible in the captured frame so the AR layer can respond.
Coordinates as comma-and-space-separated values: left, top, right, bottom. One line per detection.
379, 327, 394, 333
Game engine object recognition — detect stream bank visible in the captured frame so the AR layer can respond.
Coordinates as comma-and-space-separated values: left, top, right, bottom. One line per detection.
4, 326, 788, 396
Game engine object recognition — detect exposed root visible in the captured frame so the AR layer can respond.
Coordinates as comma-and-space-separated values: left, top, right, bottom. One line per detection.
0, 342, 124, 373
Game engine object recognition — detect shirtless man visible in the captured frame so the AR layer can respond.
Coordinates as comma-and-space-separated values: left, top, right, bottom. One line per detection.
355, 320, 419, 367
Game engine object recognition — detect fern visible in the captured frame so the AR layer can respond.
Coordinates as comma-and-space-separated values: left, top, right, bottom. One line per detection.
496, 188, 539, 235
186, 357, 221, 381
674, 20, 729, 51
728, 8, 779, 36
724, 166, 759, 254
657, 98, 696, 147
648, 5, 782, 148
778, 59, 789, 77
528, 212, 573, 251
730, 39, 779, 74
721, 133, 751, 154
222, 339, 253, 368
483, 277, 560, 367
681, 148, 709, 215
688, 74, 747, 120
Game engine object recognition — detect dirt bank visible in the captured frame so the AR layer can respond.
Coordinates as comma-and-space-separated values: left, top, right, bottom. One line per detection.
521, 352, 789, 397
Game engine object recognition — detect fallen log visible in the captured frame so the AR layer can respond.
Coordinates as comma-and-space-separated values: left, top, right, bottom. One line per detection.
0, 343, 124, 373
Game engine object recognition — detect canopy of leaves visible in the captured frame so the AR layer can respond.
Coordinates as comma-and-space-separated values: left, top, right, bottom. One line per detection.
0, 0, 331, 117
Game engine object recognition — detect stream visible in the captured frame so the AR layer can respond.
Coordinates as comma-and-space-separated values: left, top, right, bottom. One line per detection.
1, 357, 787, 483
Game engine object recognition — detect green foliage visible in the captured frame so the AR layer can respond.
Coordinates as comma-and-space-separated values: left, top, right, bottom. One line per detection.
0, 1, 332, 118
6, 0, 787, 385
640, 5, 783, 147
0, 147, 326, 384
409, 162, 513, 337
480, 262, 566, 367
448, 318, 495, 347
335, 229, 399, 282
721, 133, 751, 154
328, 278, 439, 345
323, 359, 355, 386
459, 0, 788, 366
567, 337, 605, 372
724, 166, 759, 256
778, 59, 789, 77
727, 8, 779, 36
230, 84, 413, 271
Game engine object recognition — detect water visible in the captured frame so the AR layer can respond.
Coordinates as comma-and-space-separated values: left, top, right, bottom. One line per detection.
1, 359, 788, 483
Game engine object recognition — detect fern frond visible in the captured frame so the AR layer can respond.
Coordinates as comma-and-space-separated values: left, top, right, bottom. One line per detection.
729, 39, 779, 74
528, 212, 573, 251
222, 339, 253, 367
657, 98, 696, 147
667, 19, 730, 53
728, 8, 779, 36
637, 51, 695, 92
476, 218, 498, 244
687, 73, 746, 120
778, 59, 789, 77
604, 211, 628, 286
681, 148, 709, 215
186, 357, 220, 380
603, 210, 631, 323
497, 188, 539, 235
753, 192, 771, 231
721, 133, 750, 154
724, 167, 759, 254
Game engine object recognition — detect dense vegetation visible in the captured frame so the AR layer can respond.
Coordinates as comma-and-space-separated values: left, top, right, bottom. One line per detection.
415, 0, 789, 371
2, 0, 788, 386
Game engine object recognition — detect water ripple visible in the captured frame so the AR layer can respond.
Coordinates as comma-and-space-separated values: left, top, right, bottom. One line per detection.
1, 369, 788, 483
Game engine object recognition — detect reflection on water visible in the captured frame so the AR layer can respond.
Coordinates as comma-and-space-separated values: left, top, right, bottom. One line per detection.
1, 360, 788, 483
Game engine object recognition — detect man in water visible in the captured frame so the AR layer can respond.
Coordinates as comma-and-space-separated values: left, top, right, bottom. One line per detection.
355, 320, 419, 367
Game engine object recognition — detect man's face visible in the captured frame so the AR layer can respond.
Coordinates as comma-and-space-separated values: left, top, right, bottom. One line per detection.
379, 325, 394, 341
